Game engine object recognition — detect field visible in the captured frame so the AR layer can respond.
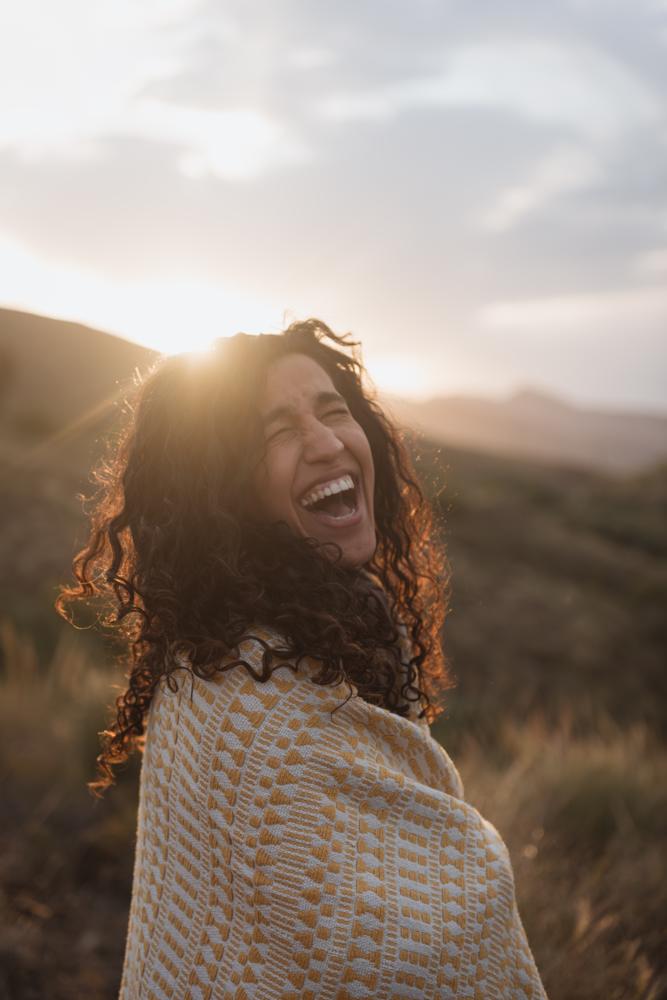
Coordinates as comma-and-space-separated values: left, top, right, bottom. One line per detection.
1, 428, 666, 999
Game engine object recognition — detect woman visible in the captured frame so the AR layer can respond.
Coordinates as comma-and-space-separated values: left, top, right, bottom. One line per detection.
57, 318, 548, 999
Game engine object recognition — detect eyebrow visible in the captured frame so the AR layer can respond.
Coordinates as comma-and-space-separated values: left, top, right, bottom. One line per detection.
261, 391, 347, 427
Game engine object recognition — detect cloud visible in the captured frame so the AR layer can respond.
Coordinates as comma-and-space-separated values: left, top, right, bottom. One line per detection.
477, 146, 603, 232
126, 99, 311, 180
0, 0, 196, 160
0, 0, 309, 179
634, 248, 667, 276
316, 39, 663, 139
478, 286, 667, 332
474, 286, 667, 409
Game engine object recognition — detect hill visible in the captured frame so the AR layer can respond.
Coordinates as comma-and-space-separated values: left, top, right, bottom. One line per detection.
384, 387, 667, 474
0, 308, 158, 476
0, 308, 157, 427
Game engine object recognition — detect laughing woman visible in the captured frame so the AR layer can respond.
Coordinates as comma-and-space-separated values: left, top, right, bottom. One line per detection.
56, 319, 548, 999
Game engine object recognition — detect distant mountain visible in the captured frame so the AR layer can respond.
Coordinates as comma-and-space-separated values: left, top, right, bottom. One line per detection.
1, 307, 665, 475
382, 387, 667, 474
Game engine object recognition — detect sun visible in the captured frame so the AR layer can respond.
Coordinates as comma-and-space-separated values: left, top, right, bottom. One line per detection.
0, 232, 285, 355
112, 279, 285, 356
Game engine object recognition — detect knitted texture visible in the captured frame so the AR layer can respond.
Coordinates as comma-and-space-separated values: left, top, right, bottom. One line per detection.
119, 628, 548, 1000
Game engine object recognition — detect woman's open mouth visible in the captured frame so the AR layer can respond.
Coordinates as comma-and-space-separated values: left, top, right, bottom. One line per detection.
298, 473, 362, 526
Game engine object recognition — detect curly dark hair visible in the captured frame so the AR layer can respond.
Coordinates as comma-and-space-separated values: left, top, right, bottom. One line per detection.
55, 318, 453, 796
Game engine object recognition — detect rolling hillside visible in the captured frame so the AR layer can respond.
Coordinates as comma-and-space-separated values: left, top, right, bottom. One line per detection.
0, 308, 157, 429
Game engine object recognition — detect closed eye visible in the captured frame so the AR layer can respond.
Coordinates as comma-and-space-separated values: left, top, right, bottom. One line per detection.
266, 408, 349, 441
267, 427, 292, 441
322, 407, 350, 419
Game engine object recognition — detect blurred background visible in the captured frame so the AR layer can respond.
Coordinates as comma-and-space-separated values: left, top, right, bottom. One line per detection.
1, 2, 666, 998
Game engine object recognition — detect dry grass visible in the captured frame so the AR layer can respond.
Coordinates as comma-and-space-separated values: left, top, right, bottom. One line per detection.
1, 620, 666, 999
458, 714, 667, 1000
0, 620, 138, 1000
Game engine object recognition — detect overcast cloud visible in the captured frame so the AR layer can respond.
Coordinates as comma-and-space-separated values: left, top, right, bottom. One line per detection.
1, 0, 666, 408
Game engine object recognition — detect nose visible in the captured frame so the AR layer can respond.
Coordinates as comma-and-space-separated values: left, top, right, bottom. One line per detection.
302, 416, 345, 463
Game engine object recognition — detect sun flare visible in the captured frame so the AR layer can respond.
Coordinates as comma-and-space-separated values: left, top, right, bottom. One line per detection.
0, 233, 284, 355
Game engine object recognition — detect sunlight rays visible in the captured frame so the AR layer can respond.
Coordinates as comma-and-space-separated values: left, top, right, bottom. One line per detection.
0, 233, 283, 356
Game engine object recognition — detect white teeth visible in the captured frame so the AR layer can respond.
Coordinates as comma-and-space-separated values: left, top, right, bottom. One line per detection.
300, 474, 355, 509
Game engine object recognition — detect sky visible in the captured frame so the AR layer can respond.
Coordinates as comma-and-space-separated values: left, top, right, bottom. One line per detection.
1, 0, 666, 410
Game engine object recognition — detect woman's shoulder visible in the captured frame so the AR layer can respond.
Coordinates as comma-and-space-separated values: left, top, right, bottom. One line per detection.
153, 624, 359, 733
153, 622, 434, 752
146, 623, 465, 809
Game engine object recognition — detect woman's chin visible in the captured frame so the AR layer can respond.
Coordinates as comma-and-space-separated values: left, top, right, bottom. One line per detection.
334, 530, 377, 570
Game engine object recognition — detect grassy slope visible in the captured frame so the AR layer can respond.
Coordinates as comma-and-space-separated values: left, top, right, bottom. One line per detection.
410, 434, 667, 752
0, 307, 157, 430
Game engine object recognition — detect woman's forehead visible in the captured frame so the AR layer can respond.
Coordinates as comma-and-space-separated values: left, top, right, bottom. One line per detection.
260, 353, 336, 412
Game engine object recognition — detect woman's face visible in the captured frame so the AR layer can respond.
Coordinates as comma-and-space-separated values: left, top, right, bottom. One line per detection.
252, 352, 377, 569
